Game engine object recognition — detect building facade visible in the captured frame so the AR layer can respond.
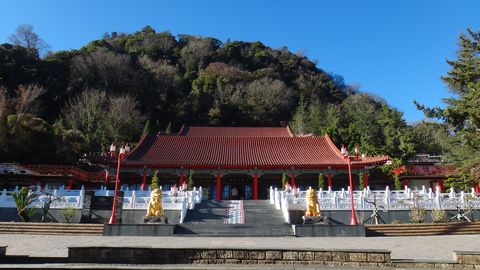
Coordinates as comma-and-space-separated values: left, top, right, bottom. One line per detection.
94, 126, 390, 200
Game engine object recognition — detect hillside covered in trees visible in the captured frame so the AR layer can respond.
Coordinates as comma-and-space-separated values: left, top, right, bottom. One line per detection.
0, 25, 447, 165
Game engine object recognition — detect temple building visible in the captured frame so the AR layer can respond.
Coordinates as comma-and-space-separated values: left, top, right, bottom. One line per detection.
93, 126, 390, 200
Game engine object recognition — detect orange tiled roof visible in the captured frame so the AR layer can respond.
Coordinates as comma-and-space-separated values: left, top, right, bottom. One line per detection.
177, 126, 293, 137
123, 133, 389, 168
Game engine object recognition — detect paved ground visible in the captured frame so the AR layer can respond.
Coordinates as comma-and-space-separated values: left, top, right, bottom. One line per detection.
0, 234, 479, 262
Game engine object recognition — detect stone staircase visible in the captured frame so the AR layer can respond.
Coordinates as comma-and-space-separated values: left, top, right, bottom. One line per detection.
176, 200, 293, 236
0, 222, 104, 235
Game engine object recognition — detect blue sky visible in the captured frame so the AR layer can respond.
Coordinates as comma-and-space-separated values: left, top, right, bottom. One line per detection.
1, 0, 479, 122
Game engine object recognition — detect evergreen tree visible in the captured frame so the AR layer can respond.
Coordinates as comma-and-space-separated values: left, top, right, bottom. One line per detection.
150, 170, 159, 190
282, 172, 287, 190
318, 173, 325, 190
415, 29, 480, 181
290, 95, 309, 135
358, 173, 364, 190
187, 170, 194, 190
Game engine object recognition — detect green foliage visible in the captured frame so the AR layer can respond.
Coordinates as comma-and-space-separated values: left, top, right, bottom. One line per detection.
12, 187, 38, 222
393, 175, 402, 190
318, 173, 325, 190
415, 29, 480, 183
0, 25, 421, 163
187, 170, 194, 190
409, 207, 426, 223
431, 209, 446, 223
378, 158, 404, 190
150, 170, 159, 190
358, 173, 365, 190
62, 206, 76, 223
444, 174, 473, 191
282, 173, 287, 190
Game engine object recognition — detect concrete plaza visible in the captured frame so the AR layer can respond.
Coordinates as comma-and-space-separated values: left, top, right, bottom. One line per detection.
0, 234, 479, 262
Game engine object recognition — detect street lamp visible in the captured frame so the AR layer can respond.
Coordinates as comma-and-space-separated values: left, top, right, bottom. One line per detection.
109, 145, 126, 224
347, 155, 358, 225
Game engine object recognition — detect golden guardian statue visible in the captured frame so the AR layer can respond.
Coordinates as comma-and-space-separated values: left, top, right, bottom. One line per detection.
146, 188, 164, 218
305, 187, 320, 217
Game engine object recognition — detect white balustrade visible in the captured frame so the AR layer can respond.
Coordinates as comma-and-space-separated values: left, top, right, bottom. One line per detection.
270, 185, 480, 224
0, 185, 204, 223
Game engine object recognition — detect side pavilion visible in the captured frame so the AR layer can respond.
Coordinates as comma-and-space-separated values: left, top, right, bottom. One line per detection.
93, 126, 389, 200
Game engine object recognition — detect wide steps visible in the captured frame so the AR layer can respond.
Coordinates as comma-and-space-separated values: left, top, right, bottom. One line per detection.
365, 222, 480, 236
181, 200, 292, 236
0, 222, 104, 235
175, 224, 293, 236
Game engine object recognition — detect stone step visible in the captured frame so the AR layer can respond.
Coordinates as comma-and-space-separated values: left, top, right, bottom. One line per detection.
0, 222, 104, 235
175, 224, 293, 236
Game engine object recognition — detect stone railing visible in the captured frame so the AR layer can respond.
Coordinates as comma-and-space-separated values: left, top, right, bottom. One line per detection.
270, 186, 480, 224
0, 185, 202, 223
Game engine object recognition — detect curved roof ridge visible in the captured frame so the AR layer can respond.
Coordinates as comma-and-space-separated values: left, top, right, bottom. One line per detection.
323, 133, 348, 163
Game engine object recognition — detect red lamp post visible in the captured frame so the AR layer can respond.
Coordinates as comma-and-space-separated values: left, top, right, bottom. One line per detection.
109, 146, 126, 224
347, 155, 358, 225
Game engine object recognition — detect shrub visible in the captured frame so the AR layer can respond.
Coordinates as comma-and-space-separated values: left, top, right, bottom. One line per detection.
431, 209, 446, 223
12, 187, 38, 222
409, 207, 426, 223
62, 206, 76, 223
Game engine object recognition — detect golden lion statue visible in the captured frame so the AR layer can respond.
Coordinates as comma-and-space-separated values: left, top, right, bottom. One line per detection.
305, 188, 320, 217
146, 188, 164, 217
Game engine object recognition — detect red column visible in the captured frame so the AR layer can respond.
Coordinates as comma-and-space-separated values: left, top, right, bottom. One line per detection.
402, 179, 409, 189
327, 173, 333, 188
67, 178, 73, 190
141, 169, 147, 191
253, 173, 259, 200
290, 173, 296, 188
216, 172, 222, 201
474, 180, 479, 193
363, 173, 369, 188
437, 181, 445, 192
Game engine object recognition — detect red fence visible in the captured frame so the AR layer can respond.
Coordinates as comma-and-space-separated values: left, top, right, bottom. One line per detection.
22, 165, 103, 182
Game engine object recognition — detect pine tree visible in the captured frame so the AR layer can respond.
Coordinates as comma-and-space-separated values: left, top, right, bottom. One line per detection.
358, 173, 364, 190
187, 170, 194, 190
290, 95, 308, 135
150, 170, 159, 190
282, 172, 287, 190
318, 173, 324, 190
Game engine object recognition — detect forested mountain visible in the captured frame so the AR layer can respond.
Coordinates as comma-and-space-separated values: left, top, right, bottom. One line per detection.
0, 25, 439, 164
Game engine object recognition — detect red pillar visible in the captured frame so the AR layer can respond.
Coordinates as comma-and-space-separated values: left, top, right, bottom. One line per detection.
67, 178, 73, 190
216, 172, 222, 201
402, 179, 409, 189
474, 180, 479, 193
327, 173, 333, 188
290, 173, 296, 188
436, 181, 445, 192
141, 169, 147, 191
253, 173, 259, 200
363, 173, 369, 188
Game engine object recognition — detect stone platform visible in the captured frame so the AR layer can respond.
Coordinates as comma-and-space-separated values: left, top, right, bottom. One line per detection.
294, 224, 366, 237
68, 246, 392, 267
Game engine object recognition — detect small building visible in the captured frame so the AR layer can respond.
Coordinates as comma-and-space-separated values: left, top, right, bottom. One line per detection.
93, 126, 389, 200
